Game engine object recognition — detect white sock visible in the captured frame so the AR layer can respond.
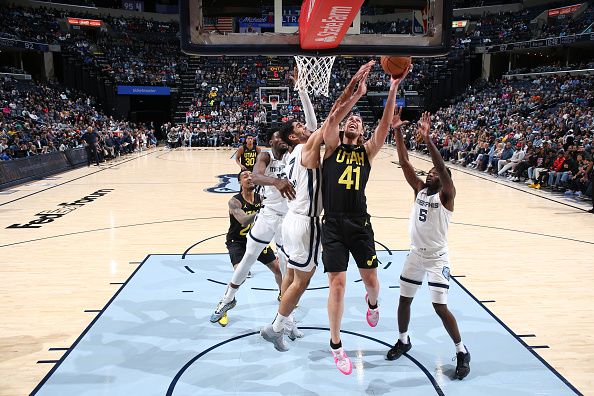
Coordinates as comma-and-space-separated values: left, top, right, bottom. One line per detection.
284, 312, 296, 331
399, 332, 408, 344
222, 286, 237, 304
272, 313, 288, 332
455, 341, 467, 354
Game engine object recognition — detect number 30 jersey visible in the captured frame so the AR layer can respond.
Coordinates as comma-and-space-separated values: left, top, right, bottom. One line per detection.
322, 144, 371, 215
409, 188, 451, 253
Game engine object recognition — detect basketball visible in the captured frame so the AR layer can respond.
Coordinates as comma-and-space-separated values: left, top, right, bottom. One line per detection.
380, 56, 412, 78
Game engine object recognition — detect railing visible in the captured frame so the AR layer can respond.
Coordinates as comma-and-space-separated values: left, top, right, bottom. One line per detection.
503, 68, 594, 79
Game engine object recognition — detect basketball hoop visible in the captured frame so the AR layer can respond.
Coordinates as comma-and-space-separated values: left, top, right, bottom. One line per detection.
293, 55, 336, 97
270, 98, 279, 111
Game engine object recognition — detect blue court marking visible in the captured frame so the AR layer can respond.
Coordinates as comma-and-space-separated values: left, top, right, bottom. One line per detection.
31, 251, 581, 396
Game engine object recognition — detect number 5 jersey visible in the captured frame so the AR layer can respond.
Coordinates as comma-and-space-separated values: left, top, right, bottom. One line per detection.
409, 188, 451, 254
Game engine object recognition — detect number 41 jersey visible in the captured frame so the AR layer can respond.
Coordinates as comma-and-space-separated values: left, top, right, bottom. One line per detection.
322, 144, 371, 214
409, 188, 451, 252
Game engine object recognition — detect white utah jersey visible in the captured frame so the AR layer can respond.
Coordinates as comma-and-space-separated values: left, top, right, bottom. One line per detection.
285, 144, 322, 217
409, 188, 451, 253
261, 150, 288, 213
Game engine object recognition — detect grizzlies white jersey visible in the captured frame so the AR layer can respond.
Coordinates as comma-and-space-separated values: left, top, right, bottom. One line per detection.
409, 188, 451, 254
262, 150, 288, 213
285, 144, 322, 217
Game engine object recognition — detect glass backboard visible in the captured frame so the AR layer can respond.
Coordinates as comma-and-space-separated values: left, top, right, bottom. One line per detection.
180, 0, 452, 56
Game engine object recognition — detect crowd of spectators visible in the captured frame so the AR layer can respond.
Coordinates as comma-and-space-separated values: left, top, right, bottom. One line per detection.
0, 5, 181, 87
361, 19, 412, 35
403, 72, 593, 201
163, 122, 260, 149
0, 75, 157, 162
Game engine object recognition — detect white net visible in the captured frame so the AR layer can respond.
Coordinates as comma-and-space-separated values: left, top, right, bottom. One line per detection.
294, 55, 336, 97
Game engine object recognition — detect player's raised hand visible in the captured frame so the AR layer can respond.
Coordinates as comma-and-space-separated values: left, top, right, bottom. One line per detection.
355, 69, 370, 97
353, 60, 375, 80
274, 178, 296, 200
391, 64, 412, 87
418, 111, 431, 141
391, 106, 410, 130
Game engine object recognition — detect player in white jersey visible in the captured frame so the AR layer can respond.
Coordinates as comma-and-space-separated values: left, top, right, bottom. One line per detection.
387, 111, 470, 380
210, 76, 319, 329
210, 130, 295, 323
260, 62, 375, 352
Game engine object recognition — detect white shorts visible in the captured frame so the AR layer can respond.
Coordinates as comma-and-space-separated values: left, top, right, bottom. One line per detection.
399, 250, 450, 304
249, 206, 285, 249
282, 211, 321, 272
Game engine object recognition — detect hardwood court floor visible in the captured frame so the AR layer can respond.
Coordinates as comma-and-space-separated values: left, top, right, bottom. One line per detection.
0, 147, 593, 396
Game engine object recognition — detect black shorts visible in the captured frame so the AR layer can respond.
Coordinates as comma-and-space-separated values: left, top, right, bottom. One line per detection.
321, 213, 378, 273
226, 240, 276, 265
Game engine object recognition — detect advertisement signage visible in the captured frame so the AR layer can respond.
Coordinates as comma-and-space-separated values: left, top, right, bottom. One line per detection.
67, 18, 103, 27
117, 86, 171, 95
548, 4, 581, 17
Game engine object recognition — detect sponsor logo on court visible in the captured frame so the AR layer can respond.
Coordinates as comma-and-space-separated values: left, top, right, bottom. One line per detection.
206, 174, 240, 194
6, 189, 114, 229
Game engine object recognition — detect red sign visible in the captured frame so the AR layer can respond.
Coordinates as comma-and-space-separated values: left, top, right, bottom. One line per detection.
67, 17, 103, 27
452, 20, 468, 28
548, 4, 581, 17
299, 0, 364, 50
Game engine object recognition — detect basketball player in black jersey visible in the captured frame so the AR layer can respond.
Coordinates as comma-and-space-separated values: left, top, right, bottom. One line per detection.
321, 65, 411, 374
225, 170, 282, 293
236, 135, 260, 171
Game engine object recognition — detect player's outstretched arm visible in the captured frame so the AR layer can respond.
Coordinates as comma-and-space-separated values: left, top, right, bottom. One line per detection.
291, 68, 318, 132
365, 66, 411, 161
252, 152, 296, 200
228, 196, 256, 227
393, 111, 424, 195
323, 61, 375, 156
301, 122, 329, 169
419, 112, 456, 208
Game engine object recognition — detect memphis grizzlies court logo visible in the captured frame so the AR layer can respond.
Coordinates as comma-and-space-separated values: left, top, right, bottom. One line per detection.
206, 174, 240, 194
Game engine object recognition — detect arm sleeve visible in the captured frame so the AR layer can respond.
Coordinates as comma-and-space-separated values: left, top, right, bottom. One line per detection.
298, 89, 317, 132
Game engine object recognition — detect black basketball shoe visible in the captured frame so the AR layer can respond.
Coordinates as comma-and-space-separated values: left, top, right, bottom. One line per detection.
454, 348, 471, 380
386, 336, 412, 360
